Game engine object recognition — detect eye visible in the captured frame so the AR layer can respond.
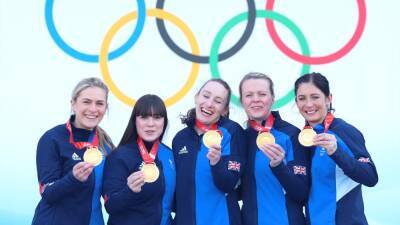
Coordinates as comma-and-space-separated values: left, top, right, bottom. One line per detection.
297, 96, 305, 101
311, 95, 320, 100
215, 99, 223, 104
96, 101, 105, 106
153, 115, 163, 119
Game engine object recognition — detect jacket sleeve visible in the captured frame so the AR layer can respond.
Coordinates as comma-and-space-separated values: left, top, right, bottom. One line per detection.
102, 151, 150, 214
271, 133, 311, 202
211, 124, 246, 193
330, 124, 378, 187
36, 131, 87, 204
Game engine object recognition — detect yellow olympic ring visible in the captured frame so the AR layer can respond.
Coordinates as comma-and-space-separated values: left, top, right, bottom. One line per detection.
100, 9, 200, 107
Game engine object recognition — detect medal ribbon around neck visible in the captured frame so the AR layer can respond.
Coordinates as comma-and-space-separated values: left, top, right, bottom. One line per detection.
137, 137, 159, 164
249, 113, 275, 133
323, 112, 334, 133
66, 120, 98, 149
195, 119, 218, 133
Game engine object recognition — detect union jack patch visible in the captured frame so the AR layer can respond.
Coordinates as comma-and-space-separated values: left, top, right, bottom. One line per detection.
293, 165, 307, 175
358, 157, 371, 163
228, 161, 241, 172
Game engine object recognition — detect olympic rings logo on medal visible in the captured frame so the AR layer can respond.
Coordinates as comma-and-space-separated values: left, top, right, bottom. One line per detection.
45, 0, 367, 108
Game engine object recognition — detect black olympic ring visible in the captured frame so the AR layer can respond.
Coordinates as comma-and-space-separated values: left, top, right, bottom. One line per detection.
156, 0, 256, 64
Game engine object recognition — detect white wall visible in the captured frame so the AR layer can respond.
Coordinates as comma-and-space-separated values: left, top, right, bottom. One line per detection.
1, 0, 399, 224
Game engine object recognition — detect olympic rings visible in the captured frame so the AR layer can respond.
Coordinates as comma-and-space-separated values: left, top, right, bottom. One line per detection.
265, 0, 366, 65
45, 0, 146, 63
46, 2, 367, 108
155, 0, 256, 64
210, 10, 311, 108
99, 9, 200, 107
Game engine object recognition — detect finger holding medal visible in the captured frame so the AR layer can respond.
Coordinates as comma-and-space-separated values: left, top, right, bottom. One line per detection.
102, 94, 176, 225
207, 143, 222, 166
127, 171, 145, 193
32, 77, 115, 225
239, 72, 311, 224
313, 133, 337, 155
72, 161, 94, 182
260, 143, 286, 167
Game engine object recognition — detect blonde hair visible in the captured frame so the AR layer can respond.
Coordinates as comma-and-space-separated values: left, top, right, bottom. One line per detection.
71, 77, 115, 154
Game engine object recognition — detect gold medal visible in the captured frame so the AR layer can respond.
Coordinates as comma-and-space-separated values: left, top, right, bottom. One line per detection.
203, 130, 222, 148
141, 163, 160, 183
256, 132, 275, 148
298, 128, 317, 147
83, 146, 103, 166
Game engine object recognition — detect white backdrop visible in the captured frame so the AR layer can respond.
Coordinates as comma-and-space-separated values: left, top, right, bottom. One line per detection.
1, 0, 399, 224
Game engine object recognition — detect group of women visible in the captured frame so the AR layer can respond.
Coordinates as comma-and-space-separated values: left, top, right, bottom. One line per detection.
32, 72, 378, 225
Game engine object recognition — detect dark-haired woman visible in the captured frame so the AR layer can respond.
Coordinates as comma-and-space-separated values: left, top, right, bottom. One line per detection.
103, 94, 175, 225
294, 72, 378, 225
172, 79, 246, 225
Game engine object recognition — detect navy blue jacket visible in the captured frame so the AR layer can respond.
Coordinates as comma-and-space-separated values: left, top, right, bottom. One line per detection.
102, 141, 175, 225
172, 116, 246, 225
306, 118, 378, 225
32, 122, 108, 225
241, 111, 310, 225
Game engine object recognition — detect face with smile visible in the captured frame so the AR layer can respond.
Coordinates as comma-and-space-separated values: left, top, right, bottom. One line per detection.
136, 114, 165, 142
296, 82, 332, 127
195, 81, 229, 125
71, 87, 107, 130
240, 78, 274, 122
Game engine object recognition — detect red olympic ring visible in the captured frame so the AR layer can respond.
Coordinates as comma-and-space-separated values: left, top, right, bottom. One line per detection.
266, 0, 366, 65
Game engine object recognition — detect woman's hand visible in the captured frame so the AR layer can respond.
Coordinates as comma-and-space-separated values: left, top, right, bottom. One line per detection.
207, 144, 222, 166
127, 171, 145, 193
73, 162, 94, 182
313, 133, 337, 155
260, 143, 286, 167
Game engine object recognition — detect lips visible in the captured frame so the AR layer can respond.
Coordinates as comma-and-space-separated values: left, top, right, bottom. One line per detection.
304, 109, 317, 115
85, 114, 98, 119
201, 107, 213, 116
251, 105, 264, 110
145, 130, 155, 135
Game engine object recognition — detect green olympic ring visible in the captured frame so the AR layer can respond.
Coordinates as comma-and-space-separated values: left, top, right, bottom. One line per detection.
210, 10, 311, 109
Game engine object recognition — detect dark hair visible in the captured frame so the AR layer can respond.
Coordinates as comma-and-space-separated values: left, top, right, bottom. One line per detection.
180, 78, 232, 125
294, 72, 333, 111
239, 72, 275, 101
119, 94, 168, 146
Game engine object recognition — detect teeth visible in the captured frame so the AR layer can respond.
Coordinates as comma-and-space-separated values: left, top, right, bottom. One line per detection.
201, 108, 212, 115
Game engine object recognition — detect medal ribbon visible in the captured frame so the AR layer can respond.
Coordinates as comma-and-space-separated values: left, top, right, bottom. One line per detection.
323, 112, 334, 133
66, 120, 98, 149
137, 137, 159, 164
195, 119, 218, 132
301, 112, 334, 132
249, 113, 275, 132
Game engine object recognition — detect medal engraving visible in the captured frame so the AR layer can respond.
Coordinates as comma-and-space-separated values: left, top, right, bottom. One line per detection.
141, 163, 160, 183
203, 130, 222, 148
256, 132, 275, 148
83, 146, 103, 166
298, 128, 317, 147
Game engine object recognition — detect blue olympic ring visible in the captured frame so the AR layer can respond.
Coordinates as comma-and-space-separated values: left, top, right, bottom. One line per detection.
45, 0, 146, 63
